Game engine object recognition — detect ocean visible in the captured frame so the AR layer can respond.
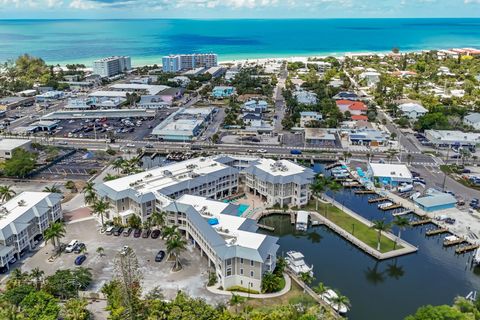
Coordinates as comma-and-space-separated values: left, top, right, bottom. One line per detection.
1, 18, 480, 66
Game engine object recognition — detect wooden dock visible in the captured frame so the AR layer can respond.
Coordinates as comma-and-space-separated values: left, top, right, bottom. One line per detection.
455, 244, 480, 254
354, 190, 376, 195
425, 228, 449, 236
257, 224, 275, 231
325, 163, 342, 170
410, 219, 432, 226
368, 197, 389, 203
379, 203, 403, 211
342, 182, 361, 188
444, 238, 466, 247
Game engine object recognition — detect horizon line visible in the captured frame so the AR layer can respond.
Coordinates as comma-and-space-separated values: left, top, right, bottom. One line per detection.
1, 17, 480, 21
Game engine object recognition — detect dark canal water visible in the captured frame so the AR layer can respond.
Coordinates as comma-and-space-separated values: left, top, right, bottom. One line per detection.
259, 163, 480, 320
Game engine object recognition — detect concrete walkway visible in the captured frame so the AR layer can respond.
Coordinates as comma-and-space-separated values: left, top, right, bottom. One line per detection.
206, 273, 291, 298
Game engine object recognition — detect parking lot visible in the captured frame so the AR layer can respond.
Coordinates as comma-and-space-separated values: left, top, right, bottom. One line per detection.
18, 219, 224, 303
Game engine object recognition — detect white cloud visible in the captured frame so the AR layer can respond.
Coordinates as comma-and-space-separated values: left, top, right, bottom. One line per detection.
464, 0, 480, 3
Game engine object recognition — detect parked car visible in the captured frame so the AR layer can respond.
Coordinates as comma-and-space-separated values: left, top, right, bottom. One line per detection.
113, 227, 124, 236
155, 250, 165, 262
142, 229, 151, 238
145, 144, 154, 149
290, 149, 302, 155
133, 229, 142, 238
105, 226, 115, 235
73, 243, 86, 254
257, 149, 267, 153
151, 229, 161, 239
65, 239, 79, 253
123, 228, 132, 237
74, 255, 87, 266
8, 257, 17, 264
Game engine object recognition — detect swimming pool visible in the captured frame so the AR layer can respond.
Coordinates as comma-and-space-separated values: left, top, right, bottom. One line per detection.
238, 204, 249, 216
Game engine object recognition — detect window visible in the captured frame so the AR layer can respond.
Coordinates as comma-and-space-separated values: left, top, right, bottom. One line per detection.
226, 268, 232, 276
250, 260, 254, 267
250, 271, 254, 277
226, 258, 232, 266
240, 268, 243, 275
240, 258, 244, 264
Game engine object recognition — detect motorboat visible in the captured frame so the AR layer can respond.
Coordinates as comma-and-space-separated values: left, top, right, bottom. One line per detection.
285, 251, 313, 276
320, 289, 349, 314
378, 202, 393, 209
473, 249, 480, 265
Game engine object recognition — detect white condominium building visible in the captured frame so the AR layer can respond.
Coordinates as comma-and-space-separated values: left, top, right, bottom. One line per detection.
93, 56, 132, 78
162, 53, 218, 72
164, 195, 278, 292
95, 156, 240, 223
0, 192, 63, 271
244, 159, 315, 207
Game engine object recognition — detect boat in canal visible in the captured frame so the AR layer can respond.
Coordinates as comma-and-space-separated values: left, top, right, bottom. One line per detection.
285, 251, 313, 276
378, 202, 393, 209
473, 249, 480, 265
320, 289, 349, 314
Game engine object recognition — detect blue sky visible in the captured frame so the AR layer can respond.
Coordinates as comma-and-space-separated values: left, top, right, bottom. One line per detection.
0, 0, 480, 19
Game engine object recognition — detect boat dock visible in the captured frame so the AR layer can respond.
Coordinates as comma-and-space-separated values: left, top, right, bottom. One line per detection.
354, 189, 376, 195
368, 197, 389, 203
410, 219, 432, 226
444, 237, 466, 247
325, 163, 342, 170
379, 203, 403, 211
342, 181, 361, 188
456, 244, 480, 254
425, 228, 449, 236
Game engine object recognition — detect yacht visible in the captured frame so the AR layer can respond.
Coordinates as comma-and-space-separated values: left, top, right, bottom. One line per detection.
285, 251, 313, 276
320, 289, 349, 314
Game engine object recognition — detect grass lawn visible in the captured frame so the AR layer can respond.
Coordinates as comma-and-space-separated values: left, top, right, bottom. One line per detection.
304, 200, 401, 253
242, 281, 311, 310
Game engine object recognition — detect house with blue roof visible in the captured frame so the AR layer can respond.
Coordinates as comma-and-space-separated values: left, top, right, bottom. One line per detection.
212, 86, 235, 99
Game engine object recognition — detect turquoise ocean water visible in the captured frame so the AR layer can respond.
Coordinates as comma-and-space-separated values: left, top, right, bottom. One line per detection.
1, 18, 480, 65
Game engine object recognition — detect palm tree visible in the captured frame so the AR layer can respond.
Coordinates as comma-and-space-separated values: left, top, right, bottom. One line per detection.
7, 269, 28, 289
92, 199, 111, 226
150, 211, 166, 230
229, 293, 244, 313
112, 158, 124, 173
261, 272, 280, 293
103, 173, 118, 182
310, 176, 326, 211
313, 282, 328, 295
43, 221, 66, 253
274, 256, 287, 276
43, 185, 62, 194
166, 234, 187, 271
331, 292, 351, 313
62, 298, 89, 320
29, 267, 44, 290
0, 185, 16, 202
393, 216, 410, 240
327, 179, 342, 202
370, 219, 392, 251
299, 272, 315, 292
96, 247, 105, 257
82, 182, 95, 195
84, 192, 96, 206
162, 225, 178, 241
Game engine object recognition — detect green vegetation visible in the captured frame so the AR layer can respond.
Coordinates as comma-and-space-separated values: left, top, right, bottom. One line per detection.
303, 201, 400, 253
0, 268, 91, 320
227, 286, 260, 294
0, 184, 16, 202
406, 296, 480, 320
2, 149, 37, 178
230, 67, 274, 96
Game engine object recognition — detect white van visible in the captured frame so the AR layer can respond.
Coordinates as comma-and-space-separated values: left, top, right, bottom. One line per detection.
65, 239, 79, 253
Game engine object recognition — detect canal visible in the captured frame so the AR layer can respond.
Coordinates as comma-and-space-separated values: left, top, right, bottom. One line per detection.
259, 163, 480, 320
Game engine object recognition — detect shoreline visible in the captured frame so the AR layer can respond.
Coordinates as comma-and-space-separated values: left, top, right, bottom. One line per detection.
41, 46, 468, 68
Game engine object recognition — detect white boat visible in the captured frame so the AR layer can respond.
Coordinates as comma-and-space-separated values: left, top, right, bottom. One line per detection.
378, 202, 393, 209
473, 249, 480, 265
286, 251, 313, 276
445, 235, 460, 242
320, 289, 349, 314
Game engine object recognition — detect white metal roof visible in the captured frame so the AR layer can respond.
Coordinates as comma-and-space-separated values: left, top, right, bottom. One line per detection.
0, 138, 31, 151
369, 163, 412, 180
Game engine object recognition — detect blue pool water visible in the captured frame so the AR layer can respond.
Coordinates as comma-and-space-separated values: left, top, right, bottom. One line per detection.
238, 204, 249, 216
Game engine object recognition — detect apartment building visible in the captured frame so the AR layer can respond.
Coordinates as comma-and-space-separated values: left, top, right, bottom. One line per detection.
93, 56, 132, 78
244, 159, 315, 207
164, 194, 278, 292
162, 53, 218, 72
95, 156, 240, 223
0, 192, 63, 271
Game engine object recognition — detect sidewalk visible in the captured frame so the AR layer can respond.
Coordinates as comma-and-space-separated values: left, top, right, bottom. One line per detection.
206, 273, 291, 299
